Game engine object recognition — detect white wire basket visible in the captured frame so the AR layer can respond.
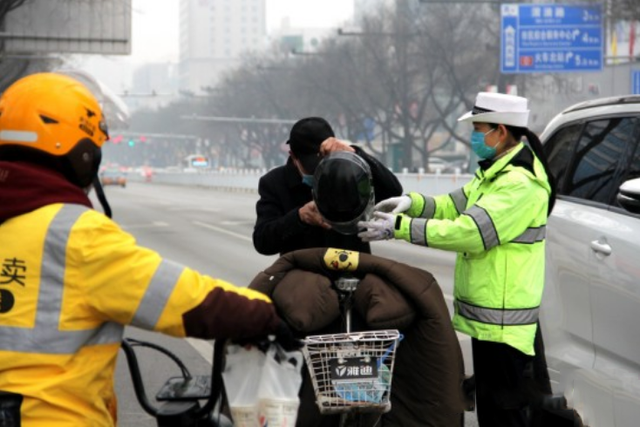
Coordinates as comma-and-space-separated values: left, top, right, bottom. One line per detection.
302, 330, 401, 415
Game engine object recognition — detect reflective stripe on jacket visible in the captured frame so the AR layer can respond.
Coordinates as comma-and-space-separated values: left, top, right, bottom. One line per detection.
0, 203, 274, 426
402, 143, 550, 355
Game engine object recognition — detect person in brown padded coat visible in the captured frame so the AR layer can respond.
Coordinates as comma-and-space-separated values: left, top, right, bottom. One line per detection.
249, 247, 468, 427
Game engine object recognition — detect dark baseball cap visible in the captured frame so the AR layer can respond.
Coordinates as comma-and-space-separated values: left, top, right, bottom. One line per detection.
287, 117, 335, 173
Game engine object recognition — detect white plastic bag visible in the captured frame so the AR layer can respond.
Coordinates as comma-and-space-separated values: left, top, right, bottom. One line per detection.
223, 343, 303, 427
222, 344, 265, 427
256, 344, 303, 427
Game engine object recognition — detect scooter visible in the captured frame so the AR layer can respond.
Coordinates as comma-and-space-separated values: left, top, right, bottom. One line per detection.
121, 337, 232, 427
121, 276, 402, 427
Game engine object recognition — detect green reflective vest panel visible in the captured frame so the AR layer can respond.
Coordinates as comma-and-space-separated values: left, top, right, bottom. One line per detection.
408, 144, 550, 355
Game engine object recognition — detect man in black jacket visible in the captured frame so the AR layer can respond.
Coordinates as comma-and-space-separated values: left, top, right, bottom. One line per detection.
253, 117, 402, 256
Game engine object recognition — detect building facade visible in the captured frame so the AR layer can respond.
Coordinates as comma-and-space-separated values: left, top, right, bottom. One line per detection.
179, 0, 267, 94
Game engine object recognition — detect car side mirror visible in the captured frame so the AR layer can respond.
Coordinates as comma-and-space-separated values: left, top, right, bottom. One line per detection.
617, 177, 640, 214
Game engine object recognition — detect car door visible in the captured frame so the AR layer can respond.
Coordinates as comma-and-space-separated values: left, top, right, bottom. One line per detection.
588, 117, 640, 427
544, 115, 640, 426
542, 122, 597, 392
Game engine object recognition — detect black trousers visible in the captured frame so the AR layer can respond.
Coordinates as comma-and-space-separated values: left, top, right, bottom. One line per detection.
472, 338, 533, 427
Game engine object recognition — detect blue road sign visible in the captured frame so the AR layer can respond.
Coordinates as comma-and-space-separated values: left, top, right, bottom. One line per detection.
633, 70, 640, 95
501, 3, 603, 73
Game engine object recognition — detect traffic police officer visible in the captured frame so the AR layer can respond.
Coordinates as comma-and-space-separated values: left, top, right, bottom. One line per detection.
358, 92, 556, 427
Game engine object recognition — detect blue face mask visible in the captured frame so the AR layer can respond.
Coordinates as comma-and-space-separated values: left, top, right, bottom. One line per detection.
302, 174, 314, 187
470, 128, 498, 160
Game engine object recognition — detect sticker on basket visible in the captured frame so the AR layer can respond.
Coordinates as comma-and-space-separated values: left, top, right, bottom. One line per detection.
332, 364, 391, 404
329, 357, 378, 381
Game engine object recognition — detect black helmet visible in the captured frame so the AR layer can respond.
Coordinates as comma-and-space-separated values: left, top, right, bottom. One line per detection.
312, 151, 374, 235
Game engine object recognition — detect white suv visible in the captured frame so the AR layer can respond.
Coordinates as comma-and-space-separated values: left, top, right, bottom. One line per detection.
539, 95, 640, 427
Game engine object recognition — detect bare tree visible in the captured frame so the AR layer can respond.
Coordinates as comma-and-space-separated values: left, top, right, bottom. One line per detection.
289, 0, 497, 170
602, 0, 640, 21
139, 1, 587, 170
206, 57, 296, 169
0, 0, 29, 19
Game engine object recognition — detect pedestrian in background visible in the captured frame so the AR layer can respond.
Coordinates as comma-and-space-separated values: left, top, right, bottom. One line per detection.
253, 116, 402, 255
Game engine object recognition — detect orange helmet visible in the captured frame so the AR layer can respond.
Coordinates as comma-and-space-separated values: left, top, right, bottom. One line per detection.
0, 72, 109, 187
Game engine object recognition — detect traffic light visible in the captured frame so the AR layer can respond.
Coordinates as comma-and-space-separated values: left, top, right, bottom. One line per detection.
128, 139, 135, 147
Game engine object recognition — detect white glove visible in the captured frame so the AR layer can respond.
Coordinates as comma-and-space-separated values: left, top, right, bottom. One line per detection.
357, 212, 396, 242
374, 195, 412, 214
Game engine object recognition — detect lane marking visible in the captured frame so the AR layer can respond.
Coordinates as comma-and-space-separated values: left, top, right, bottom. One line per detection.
192, 221, 252, 242
168, 207, 221, 212
123, 221, 169, 230
186, 337, 213, 364
220, 220, 253, 226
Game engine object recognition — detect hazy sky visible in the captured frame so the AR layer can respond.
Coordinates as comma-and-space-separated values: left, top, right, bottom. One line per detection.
77, 1, 353, 92
130, 0, 354, 62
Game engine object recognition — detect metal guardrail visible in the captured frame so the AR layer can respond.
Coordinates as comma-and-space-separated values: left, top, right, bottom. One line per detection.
127, 168, 474, 196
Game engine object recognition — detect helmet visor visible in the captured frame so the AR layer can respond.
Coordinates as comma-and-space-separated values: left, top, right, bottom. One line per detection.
326, 192, 374, 235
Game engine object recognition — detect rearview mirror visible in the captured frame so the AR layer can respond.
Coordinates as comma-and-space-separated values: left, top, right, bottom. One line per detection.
617, 177, 640, 214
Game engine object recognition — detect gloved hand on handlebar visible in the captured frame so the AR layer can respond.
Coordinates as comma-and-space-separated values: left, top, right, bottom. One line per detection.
233, 320, 303, 352
273, 321, 304, 352
374, 195, 413, 214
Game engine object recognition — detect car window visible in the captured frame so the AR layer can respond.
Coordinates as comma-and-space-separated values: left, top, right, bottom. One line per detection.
544, 123, 583, 193
619, 120, 640, 187
549, 117, 637, 205
568, 118, 638, 204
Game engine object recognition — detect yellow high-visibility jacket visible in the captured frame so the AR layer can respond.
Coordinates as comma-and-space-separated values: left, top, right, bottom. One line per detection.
395, 143, 551, 355
0, 203, 279, 426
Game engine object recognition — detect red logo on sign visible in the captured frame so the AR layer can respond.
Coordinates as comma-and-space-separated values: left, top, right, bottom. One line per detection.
520, 56, 533, 67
